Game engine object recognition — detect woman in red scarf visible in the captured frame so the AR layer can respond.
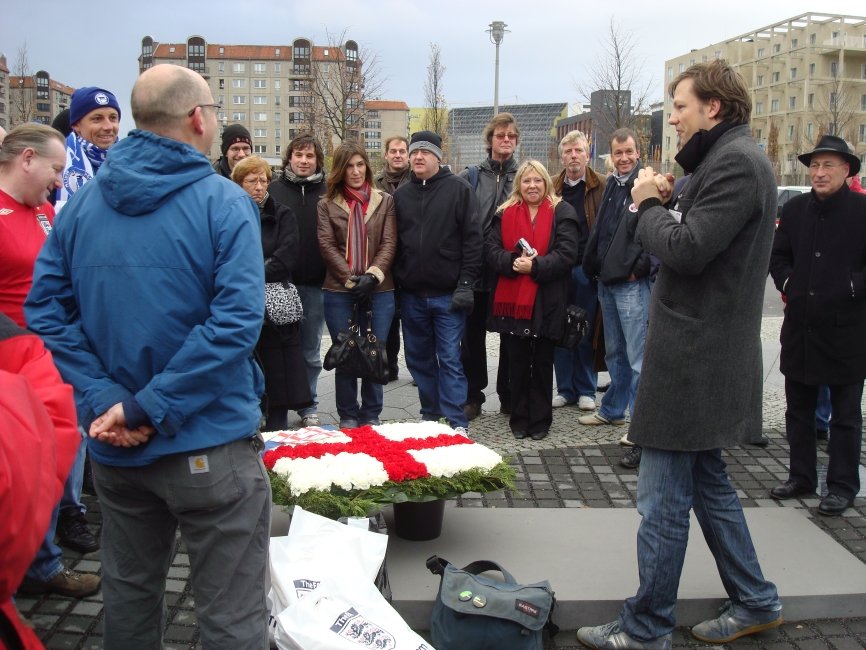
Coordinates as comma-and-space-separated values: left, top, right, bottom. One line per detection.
318, 143, 397, 428
488, 160, 579, 440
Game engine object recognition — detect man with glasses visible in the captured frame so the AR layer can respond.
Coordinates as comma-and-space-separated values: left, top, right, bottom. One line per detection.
212, 122, 250, 178
26, 65, 271, 648
458, 113, 520, 420
769, 135, 866, 517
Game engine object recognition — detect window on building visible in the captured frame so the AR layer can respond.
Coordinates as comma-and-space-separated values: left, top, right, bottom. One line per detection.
771, 99, 779, 112
714, 50, 721, 59
293, 63, 310, 75
666, 66, 673, 81
274, 62, 281, 73
829, 91, 837, 108
219, 78, 225, 89
274, 80, 280, 90
37, 102, 50, 112
253, 79, 267, 89
862, 64, 866, 79
346, 47, 358, 62
757, 75, 764, 86
772, 71, 780, 83
757, 47, 765, 57
755, 128, 762, 140
233, 63, 245, 73
254, 96, 267, 105
832, 31, 839, 42
233, 96, 246, 105
367, 110, 379, 118
233, 79, 245, 88
218, 62, 224, 73
169, 46, 175, 53
689, 58, 695, 66
289, 112, 303, 124
808, 93, 814, 108
189, 44, 204, 57
665, 135, 670, 150
254, 144, 267, 154
365, 120, 381, 129
294, 44, 310, 59
809, 63, 815, 76
217, 95, 224, 105
275, 145, 281, 155
862, 94, 866, 111
218, 111, 226, 122
702, 55, 708, 62
254, 112, 267, 121
275, 128, 281, 139
289, 96, 312, 107
810, 33, 816, 45
291, 79, 309, 92
219, 47, 225, 55
254, 63, 266, 74
790, 67, 797, 79
788, 125, 795, 140
346, 98, 359, 110
367, 142, 381, 150
274, 112, 281, 122
860, 124, 866, 143
755, 102, 764, 115
830, 61, 838, 77
773, 43, 781, 53
232, 111, 246, 120
274, 96, 280, 106
806, 123, 813, 139
289, 128, 298, 138
791, 38, 798, 48
789, 96, 796, 109
678, 63, 684, 73
254, 128, 267, 138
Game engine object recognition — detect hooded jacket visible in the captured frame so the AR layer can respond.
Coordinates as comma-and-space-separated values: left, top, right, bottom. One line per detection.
268, 171, 327, 287
25, 129, 265, 467
392, 166, 482, 294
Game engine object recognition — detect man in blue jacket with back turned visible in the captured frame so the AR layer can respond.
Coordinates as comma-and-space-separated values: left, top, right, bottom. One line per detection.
26, 64, 270, 649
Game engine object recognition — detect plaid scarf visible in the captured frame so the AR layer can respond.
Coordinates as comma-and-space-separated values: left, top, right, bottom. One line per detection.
492, 198, 554, 320
343, 183, 371, 275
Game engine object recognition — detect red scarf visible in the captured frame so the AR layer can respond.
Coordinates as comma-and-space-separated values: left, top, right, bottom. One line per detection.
344, 183, 370, 275
493, 198, 554, 320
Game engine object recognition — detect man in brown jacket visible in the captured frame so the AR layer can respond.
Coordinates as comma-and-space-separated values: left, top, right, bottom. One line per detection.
552, 130, 606, 413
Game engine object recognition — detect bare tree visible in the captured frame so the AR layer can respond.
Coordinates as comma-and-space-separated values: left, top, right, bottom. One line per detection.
578, 18, 655, 156
814, 64, 859, 143
11, 42, 34, 126
766, 120, 780, 183
304, 29, 386, 149
422, 43, 447, 135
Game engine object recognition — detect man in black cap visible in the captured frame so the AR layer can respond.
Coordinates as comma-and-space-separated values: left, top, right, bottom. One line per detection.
393, 130, 481, 433
769, 135, 866, 517
213, 123, 252, 178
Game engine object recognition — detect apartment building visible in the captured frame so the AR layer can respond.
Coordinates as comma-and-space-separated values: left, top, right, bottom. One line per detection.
140, 35, 366, 165
362, 100, 409, 165
664, 13, 866, 184
6, 68, 74, 128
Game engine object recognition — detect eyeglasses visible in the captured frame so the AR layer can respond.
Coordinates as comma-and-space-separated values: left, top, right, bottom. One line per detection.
809, 161, 844, 171
494, 132, 518, 141
187, 103, 222, 117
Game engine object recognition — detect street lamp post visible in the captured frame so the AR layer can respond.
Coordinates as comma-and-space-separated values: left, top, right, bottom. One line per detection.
487, 21, 508, 115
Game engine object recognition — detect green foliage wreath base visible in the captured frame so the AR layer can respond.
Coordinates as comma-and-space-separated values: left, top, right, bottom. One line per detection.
269, 461, 517, 520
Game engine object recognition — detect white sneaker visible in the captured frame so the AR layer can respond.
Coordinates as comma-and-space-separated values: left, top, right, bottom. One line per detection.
552, 395, 570, 408
578, 396, 596, 411
619, 432, 636, 446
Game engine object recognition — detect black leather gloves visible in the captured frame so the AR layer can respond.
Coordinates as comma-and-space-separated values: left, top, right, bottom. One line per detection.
450, 283, 474, 312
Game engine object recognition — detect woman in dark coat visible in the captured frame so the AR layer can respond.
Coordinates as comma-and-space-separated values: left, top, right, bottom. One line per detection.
487, 160, 579, 440
232, 156, 311, 430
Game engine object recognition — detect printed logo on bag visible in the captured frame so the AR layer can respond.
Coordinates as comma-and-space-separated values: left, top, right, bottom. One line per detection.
188, 455, 210, 474
293, 578, 320, 599
515, 599, 541, 618
330, 607, 396, 648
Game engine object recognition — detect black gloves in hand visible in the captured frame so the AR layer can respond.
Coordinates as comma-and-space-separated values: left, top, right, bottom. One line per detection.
350, 273, 378, 300
449, 284, 474, 312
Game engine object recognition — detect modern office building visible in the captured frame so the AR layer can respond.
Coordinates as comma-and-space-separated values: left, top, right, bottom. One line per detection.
139, 35, 368, 165
6, 67, 74, 128
664, 13, 866, 184
447, 103, 567, 172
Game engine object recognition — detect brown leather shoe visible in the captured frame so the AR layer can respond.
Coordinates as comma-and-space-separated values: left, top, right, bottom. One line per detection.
17, 568, 101, 598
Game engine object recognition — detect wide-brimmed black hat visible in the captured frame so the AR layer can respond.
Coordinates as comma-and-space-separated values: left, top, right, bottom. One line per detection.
798, 135, 860, 177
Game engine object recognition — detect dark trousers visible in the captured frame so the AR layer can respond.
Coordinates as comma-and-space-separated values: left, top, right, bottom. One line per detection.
505, 334, 555, 435
461, 290, 491, 406
785, 377, 863, 500
386, 293, 401, 373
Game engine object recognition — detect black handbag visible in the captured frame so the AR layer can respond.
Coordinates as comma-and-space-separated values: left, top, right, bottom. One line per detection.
426, 555, 558, 650
322, 305, 389, 384
556, 304, 588, 350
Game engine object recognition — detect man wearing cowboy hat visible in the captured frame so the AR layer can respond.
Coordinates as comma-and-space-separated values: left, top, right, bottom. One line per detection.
769, 134, 866, 517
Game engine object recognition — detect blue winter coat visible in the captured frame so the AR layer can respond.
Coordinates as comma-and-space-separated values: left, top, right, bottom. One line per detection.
25, 129, 265, 467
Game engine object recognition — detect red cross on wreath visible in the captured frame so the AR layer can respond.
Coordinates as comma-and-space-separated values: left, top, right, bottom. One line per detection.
262, 425, 473, 482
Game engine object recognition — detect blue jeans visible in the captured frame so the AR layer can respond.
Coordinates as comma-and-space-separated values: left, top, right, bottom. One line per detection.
59, 426, 88, 519
323, 290, 395, 423
296, 284, 324, 416
815, 384, 831, 431
26, 503, 64, 582
620, 447, 780, 640
597, 278, 651, 420
554, 266, 598, 402
400, 291, 469, 428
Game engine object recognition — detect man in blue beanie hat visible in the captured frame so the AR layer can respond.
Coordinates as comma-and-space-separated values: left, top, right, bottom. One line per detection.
55, 86, 120, 212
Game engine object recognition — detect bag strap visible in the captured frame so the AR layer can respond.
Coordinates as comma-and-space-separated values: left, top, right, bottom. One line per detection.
426, 555, 517, 584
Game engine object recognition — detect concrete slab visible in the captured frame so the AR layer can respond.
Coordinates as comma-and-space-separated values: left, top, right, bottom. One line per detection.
383, 507, 866, 631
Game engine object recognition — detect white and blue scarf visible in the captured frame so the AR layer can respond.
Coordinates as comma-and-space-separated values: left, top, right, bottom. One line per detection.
55, 132, 110, 212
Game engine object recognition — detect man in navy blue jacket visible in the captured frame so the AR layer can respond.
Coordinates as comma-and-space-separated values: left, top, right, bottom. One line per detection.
26, 64, 270, 649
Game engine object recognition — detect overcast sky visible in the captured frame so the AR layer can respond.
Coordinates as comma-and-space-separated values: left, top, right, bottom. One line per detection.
2, 0, 861, 134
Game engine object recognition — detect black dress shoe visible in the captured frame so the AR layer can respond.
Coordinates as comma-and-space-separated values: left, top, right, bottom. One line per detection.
769, 480, 814, 500
818, 493, 853, 516
512, 430, 528, 439
463, 402, 482, 421
388, 368, 399, 382
530, 430, 549, 441
56, 514, 100, 554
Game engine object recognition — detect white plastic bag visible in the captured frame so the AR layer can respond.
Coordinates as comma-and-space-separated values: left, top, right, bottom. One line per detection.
268, 506, 390, 647
276, 576, 434, 650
